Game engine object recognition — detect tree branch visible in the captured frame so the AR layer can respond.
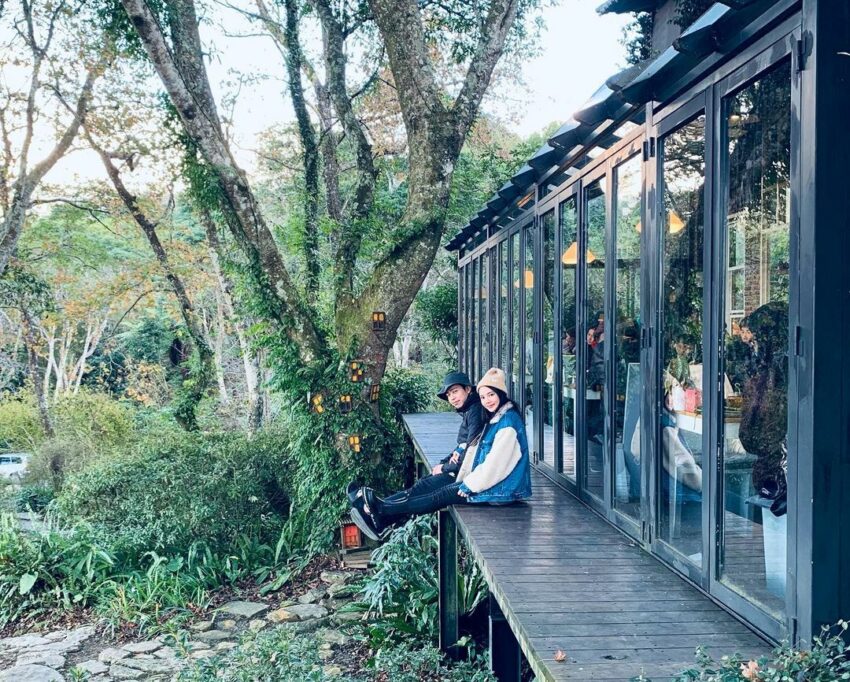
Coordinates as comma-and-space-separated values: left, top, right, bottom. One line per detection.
119, 0, 324, 362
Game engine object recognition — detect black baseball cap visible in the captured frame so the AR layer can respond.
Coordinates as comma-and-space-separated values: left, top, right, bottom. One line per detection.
437, 371, 474, 400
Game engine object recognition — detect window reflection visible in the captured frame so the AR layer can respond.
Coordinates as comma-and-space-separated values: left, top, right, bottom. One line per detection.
560, 196, 578, 481
524, 228, 535, 457
614, 155, 642, 522
511, 232, 521, 394
584, 178, 607, 499
657, 115, 707, 563
720, 64, 791, 618
542, 210, 556, 469
480, 254, 489, 376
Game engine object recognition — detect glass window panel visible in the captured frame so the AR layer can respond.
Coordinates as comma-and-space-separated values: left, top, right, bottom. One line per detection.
524, 227, 535, 456
542, 210, 556, 469
500, 242, 509, 371
614, 154, 643, 522
584, 177, 607, 499
560, 195, 578, 481
471, 258, 478, 380
480, 254, 489, 376
720, 63, 791, 619
511, 232, 521, 394
459, 266, 466, 373
658, 114, 706, 563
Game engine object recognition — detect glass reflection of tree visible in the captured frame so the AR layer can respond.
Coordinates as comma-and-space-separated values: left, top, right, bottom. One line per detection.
662, 117, 706, 389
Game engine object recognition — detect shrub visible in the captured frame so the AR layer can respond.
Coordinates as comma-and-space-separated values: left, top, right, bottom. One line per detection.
0, 391, 43, 451
175, 623, 496, 682
0, 512, 116, 628
416, 282, 459, 364
359, 515, 487, 642
383, 368, 433, 420
25, 437, 93, 491
0, 389, 135, 459
14, 484, 55, 513
674, 620, 850, 681
52, 389, 135, 453
55, 429, 293, 557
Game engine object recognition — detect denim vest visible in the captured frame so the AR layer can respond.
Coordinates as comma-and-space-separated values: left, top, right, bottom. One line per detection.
467, 407, 532, 504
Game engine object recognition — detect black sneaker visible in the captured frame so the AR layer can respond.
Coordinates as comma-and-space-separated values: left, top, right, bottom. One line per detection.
350, 489, 389, 541
346, 481, 361, 505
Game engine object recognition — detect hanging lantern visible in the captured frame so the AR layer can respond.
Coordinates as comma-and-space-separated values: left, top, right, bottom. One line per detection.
348, 434, 362, 453
339, 394, 352, 414
310, 393, 325, 414
369, 384, 381, 402
350, 361, 364, 382
371, 311, 386, 331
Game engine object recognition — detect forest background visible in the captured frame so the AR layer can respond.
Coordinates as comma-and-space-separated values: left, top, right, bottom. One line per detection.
0, 0, 635, 677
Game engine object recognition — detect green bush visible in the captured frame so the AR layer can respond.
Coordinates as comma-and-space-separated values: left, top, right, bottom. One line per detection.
383, 368, 433, 419
52, 389, 135, 453
416, 281, 459, 364
0, 512, 116, 628
359, 515, 486, 642
25, 437, 93, 491
55, 429, 292, 557
0, 389, 135, 457
176, 623, 496, 682
14, 484, 55, 513
0, 391, 43, 451
674, 620, 850, 681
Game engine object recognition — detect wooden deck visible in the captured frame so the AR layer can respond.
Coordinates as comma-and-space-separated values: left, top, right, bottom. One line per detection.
402, 412, 770, 681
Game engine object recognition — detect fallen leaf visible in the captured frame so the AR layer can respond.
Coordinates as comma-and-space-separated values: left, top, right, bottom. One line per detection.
554, 649, 567, 663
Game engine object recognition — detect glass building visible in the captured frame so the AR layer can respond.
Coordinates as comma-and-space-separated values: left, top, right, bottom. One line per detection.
449, 0, 850, 645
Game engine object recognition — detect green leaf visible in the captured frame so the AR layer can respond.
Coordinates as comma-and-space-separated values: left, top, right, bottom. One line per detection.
18, 573, 37, 595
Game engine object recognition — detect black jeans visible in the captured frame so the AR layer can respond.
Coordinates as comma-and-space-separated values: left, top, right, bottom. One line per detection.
377, 473, 469, 520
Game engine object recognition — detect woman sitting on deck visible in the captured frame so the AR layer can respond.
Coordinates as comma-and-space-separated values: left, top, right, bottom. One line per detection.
348, 367, 532, 540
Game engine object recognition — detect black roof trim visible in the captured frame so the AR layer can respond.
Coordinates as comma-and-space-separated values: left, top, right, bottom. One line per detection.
596, 0, 662, 15
528, 143, 563, 172
448, 0, 784, 253
511, 163, 536, 189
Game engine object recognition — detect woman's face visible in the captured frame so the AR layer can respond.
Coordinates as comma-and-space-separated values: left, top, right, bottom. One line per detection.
478, 386, 501, 413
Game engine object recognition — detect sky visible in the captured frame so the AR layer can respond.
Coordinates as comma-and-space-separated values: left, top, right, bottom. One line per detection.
42, 0, 631, 189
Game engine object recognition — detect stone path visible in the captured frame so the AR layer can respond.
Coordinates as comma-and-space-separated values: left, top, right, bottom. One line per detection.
0, 570, 360, 681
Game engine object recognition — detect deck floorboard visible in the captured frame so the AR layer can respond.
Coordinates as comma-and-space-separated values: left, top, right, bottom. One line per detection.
402, 413, 771, 681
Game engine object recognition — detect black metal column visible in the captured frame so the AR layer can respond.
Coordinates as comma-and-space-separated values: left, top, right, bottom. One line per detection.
796, 0, 850, 645
489, 593, 521, 681
438, 510, 460, 658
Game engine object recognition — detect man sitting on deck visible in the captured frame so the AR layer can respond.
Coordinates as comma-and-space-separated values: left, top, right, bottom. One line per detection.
347, 371, 485, 539
349, 368, 532, 540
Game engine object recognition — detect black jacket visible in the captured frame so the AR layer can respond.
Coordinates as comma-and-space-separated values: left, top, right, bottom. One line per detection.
439, 391, 487, 475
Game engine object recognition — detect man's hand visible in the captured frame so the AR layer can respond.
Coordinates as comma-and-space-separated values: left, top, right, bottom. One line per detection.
431, 464, 444, 475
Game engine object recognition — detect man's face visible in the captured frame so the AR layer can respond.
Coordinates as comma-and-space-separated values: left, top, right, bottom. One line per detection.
446, 384, 471, 409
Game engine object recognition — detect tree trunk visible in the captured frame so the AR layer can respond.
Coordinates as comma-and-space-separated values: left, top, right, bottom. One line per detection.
119, 0, 324, 363
21, 308, 54, 438
204, 219, 264, 432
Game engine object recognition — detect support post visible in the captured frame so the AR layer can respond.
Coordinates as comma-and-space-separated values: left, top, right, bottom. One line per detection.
489, 593, 521, 681
438, 509, 460, 658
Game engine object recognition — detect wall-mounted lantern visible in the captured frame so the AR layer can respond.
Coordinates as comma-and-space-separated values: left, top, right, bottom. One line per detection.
348, 434, 362, 453
372, 311, 386, 332
339, 395, 352, 414
369, 384, 380, 403
310, 393, 325, 414
350, 361, 364, 382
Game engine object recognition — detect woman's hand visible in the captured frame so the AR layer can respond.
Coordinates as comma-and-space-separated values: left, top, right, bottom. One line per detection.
458, 489, 469, 498
449, 452, 460, 464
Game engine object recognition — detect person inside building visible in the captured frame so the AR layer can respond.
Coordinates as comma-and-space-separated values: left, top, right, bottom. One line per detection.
348, 368, 532, 541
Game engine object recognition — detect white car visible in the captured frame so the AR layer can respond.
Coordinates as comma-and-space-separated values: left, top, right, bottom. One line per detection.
0, 453, 28, 481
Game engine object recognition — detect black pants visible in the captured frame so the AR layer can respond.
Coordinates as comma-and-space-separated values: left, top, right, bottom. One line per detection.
377, 473, 469, 520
